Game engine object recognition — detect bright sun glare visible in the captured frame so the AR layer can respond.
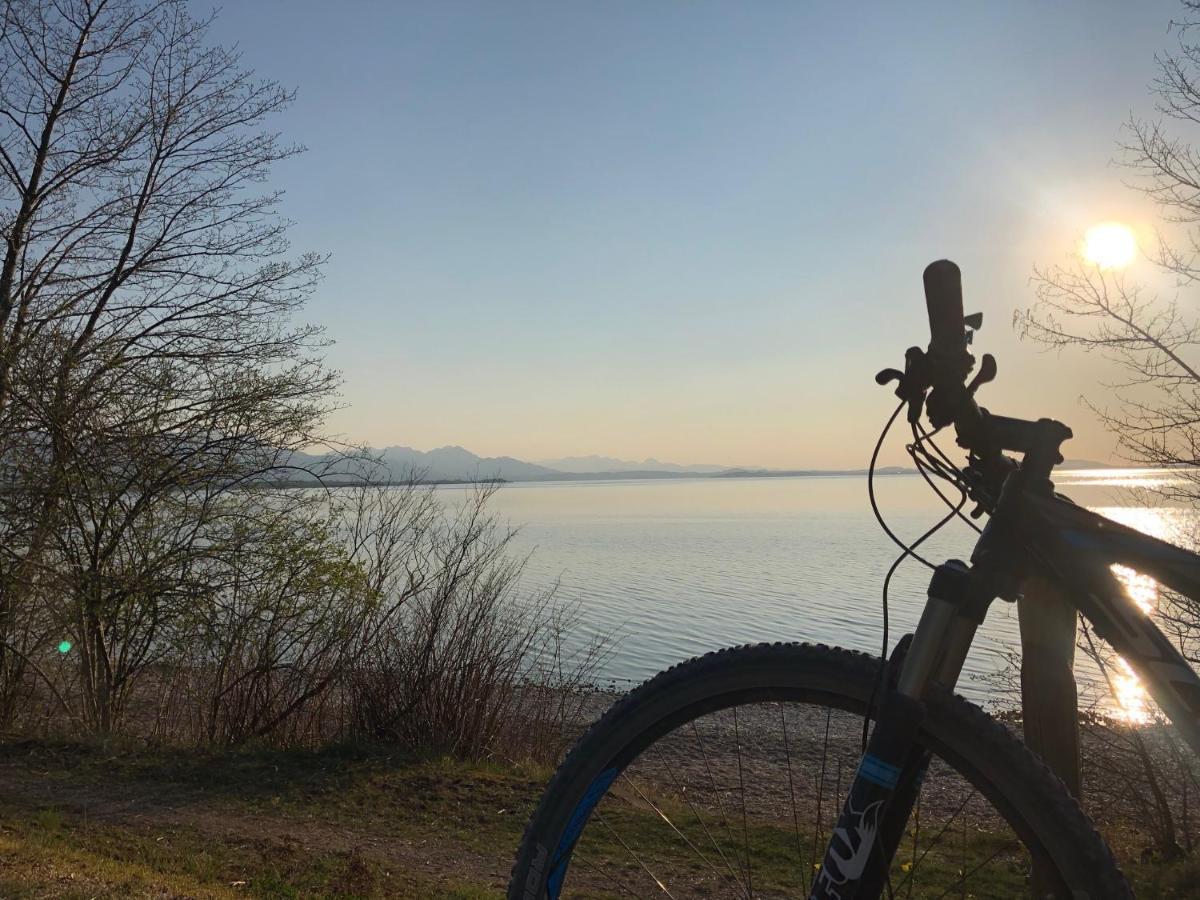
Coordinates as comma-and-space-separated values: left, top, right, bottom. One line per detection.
1082, 222, 1138, 269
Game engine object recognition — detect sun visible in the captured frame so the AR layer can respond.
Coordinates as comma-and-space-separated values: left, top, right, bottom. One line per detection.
1082, 222, 1137, 269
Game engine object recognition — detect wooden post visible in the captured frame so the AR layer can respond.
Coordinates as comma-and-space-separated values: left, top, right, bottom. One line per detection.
1018, 574, 1081, 895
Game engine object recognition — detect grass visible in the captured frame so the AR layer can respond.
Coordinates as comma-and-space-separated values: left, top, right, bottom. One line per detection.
0, 740, 537, 899
0, 805, 506, 899
0, 738, 1193, 898
566, 786, 1031, 899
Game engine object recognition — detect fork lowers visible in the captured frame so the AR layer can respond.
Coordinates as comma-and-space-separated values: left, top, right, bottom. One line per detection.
811, 560, 979, 900
808, 692, 925, 899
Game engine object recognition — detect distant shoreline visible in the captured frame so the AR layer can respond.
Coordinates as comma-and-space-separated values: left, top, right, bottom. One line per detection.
266, 460, 1130, 489
264, 467, 922, 488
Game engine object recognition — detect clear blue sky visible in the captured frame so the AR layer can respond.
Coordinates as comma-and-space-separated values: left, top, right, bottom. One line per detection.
205, 1, 1179, 467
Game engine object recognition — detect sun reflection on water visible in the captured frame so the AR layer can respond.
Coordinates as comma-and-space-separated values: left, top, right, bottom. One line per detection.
1057, 467, 1184, 490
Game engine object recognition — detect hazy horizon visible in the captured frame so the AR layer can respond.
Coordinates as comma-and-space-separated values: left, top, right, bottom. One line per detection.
330, 441, 1122, 475
204, 1, 1180, 468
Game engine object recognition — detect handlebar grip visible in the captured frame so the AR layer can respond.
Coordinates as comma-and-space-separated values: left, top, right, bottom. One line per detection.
922, 259, 965, 357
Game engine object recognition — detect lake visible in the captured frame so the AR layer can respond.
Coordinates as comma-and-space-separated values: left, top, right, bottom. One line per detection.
442, 468, 1197, 720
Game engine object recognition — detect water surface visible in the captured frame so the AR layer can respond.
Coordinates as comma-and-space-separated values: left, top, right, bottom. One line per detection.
444, 468, 1196, 717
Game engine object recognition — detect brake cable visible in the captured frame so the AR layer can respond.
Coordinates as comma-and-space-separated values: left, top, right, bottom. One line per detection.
911, 423, 983, 536
863, 403, 970, 755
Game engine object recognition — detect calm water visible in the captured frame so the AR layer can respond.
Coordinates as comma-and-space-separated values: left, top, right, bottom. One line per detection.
440, 469, 1196, 717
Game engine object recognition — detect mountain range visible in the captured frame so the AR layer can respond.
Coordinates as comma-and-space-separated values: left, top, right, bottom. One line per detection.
533, 455, 727, 474
346, 446, 725, 482
285, 445, 1113, 485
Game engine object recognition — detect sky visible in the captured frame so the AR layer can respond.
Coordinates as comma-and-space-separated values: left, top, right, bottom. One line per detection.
203, 0, 1183, 468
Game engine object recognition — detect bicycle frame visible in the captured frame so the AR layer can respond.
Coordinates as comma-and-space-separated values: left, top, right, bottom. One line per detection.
810, 484, 1200, 899
1022, 491, 1200, 755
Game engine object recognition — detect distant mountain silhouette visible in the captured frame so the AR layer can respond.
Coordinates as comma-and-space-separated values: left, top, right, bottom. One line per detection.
534, 454, 727, 474
372, 445, 559, 482
282, 444, 556, 484
279, 445, 1117, 486
1058, 459, 1117, 470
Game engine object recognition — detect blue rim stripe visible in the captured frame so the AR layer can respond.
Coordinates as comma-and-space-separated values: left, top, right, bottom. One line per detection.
546, 766, 618, 898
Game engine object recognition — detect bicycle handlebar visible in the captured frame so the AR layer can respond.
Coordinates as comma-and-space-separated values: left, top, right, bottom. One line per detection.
922, 259, 966, 360
910, 259, 1072, 500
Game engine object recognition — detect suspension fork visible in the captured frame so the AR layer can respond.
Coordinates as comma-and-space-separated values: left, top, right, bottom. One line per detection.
809, 560, 993, 900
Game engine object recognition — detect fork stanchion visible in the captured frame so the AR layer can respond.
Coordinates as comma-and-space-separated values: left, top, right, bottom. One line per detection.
1018, 573, 1081, 895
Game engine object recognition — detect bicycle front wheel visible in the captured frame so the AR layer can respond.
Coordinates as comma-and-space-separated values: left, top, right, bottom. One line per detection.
509, 642, 1129, 899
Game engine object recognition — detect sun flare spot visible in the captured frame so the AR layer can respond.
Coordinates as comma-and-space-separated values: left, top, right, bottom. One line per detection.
1112, 656, 1152, 725
1111, 563, 1157, 615
1108, 561, 1161, 724
1082, 222, 1137, 269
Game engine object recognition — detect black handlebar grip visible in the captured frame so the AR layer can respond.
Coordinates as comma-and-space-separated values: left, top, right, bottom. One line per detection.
922, 259, 965, 357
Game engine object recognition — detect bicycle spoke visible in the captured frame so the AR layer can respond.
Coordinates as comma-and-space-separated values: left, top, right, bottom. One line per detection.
690, 720, 745, 885
573, 852, 641, 897
733, 704, 753, 896
655, 746, 748, 897
596, 810, 679, 898
811, 706, 832, 878
931, 839, 1020, 900
906, 783, 921, 900
891, 787, 976, 895
960, 794, 966, 900
620, 768, 739, 894
779, 703, 807, 892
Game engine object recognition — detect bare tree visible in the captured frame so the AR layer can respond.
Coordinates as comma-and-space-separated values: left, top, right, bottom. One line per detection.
1016, 0, 1200, 629
0, 0, 335, 728
1017, 0, 1200, 860
1019, 2, 1200, 493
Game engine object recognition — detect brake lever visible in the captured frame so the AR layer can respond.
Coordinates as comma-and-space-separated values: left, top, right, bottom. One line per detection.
875, 368, 904, 386
876, 346, 932, 424
967, 353, 996, 397
875, 314, 986, 425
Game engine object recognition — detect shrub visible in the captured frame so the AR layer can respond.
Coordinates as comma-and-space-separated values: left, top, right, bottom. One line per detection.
347, 485, 608, 762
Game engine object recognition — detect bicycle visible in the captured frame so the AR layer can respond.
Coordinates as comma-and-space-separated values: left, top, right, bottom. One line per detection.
508, 260, 1200, 898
